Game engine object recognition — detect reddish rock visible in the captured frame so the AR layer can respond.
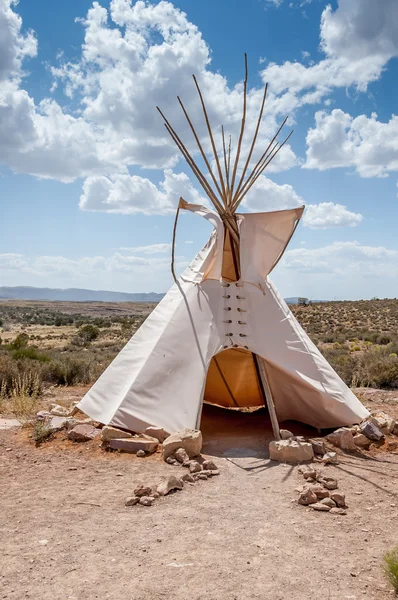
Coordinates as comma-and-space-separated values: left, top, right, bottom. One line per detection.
67, 424, 100, 442
108, 438, 158, 453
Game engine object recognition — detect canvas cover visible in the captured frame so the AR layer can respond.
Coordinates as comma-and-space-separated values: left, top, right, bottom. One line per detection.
78, 203, 369, 433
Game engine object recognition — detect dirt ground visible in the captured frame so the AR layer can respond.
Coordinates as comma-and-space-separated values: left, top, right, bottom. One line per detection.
1, 389, 398, 600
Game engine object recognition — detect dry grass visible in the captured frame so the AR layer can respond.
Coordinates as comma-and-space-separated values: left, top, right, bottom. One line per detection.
383, 546, 398, 593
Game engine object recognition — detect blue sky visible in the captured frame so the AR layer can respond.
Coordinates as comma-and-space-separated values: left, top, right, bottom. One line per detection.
1, 0, 398, 299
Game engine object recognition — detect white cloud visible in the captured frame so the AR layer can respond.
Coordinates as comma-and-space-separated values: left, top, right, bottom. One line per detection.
283, 241, 398, 277
120, 243, 171, 254
303, 202, 362, 229
80, 169, 205, 215
0, 0, 37, 82
261, 0, 398, 108
305, 109, 398, 177
241, 175, 362, 229
0, 0, 296, 184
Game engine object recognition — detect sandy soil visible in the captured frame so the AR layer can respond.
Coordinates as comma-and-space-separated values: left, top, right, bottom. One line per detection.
1, 397, 398, 600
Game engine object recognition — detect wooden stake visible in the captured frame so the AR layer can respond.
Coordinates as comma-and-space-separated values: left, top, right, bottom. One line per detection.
229, 53, 248, 205
254, 354, 280, 440
192, 74, 227, 203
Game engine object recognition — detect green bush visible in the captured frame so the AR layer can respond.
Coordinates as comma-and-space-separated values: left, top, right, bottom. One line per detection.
383, 546, 398, 593
77, 324, 100, 344
8, 333, 29, 350
12, 347, 51, 362
45, 357, 94, 386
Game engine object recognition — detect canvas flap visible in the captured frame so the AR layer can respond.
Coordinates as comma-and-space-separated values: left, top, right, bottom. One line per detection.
237, 206, 304, 282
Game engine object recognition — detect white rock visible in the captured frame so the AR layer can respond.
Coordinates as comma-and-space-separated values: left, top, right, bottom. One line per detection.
101, 425, 133, 442
139, 496, 154, 506
144, 426, 170, 442
269, 439, 314, 463
49, 404, 70, 417
156, 475, 184, 496
189, 461, 202, 473
298, 488, 317, 505
162, 428, 202, 460
279, 429, 293, 440
202, 460, 218, 471
298, 465, 317, 479
370, 412, 395, 435
326, 428, 357, 451
330, 492, 346, 507
321, 452, 339, 464
136, 449, 146, 457
320, 497, 336, 508
125, 496, 139, 506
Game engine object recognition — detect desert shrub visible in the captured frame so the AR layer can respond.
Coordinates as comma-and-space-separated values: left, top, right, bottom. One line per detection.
76, 324, 100, 345
321, 346, 357, 385
358, 353, 398, 388
12, 347, 51, 362
8, 332, 29, 350
33, 421, 53, 444
383, 546, 398, 593
0, 353, 43, 398
45, 357, 94, 386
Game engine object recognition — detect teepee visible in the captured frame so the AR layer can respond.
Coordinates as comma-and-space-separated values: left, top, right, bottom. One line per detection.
78, 56, 369, 437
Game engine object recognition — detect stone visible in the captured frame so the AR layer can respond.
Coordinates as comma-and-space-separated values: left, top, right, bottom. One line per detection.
189, 461, 202, 473
330, 492, 346, 507
144, 426, 170, 443
180, 473, 195, 483
195, 473, 209, 480
139, 496, 154, 506
326, 428, 357, 451
306, 484, 330, 499
279, 429, 293, 440
310, 502, 331, 512
125, 496, 140, 506
174, 447, 190, 464
48, 417, 69, 432
162, 428, 202, 460
298, 488, 317, 505
108, 437, 158, 454
202, 460, 218, 471
101, 425, 133, 442
353, 433, 371, 449
165, 456, 178, 465
36, 411, 51, 421
360, 420, 384, 441
318, 476, 338, 490
0, 418, 22, 429
298, 465, 317, 479
66, 418, 93, 430
329, 507, 347, 515
269, 439, 314, 463
393, 423, 398, 436
309, 438, 326, 456
136, 449, 146, 457
370, 412, 395, 435
201, 470, 219, 477
320, 497, 336, 508
156, 475, 184, 496
321, 452, 339, 464
67, 424, 101, 442
388, 441, 398, 451
50, 404, 70, 417
134, 484, 153, 497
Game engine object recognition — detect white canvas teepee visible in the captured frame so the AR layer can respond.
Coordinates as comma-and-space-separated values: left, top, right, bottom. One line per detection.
78, 56, 369, 436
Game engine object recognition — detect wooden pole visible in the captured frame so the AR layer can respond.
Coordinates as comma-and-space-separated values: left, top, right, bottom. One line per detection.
254, 354, 280, 440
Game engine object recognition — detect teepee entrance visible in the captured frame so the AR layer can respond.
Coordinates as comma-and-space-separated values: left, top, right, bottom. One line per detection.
204, 348, 264, 410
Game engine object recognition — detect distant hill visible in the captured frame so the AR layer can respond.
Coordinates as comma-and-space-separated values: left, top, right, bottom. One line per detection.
0, 286, 164, 303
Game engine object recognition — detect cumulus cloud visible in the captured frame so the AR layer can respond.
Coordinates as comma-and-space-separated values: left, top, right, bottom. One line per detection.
241, 176, 362, 228
0, 0, 37, 82
80, 169, 205, 214
261, 0, 398, 106
0, 0, 296, 183
303, 202, 363, 229
305, 109, 398, 177
283, 241, 398, 277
